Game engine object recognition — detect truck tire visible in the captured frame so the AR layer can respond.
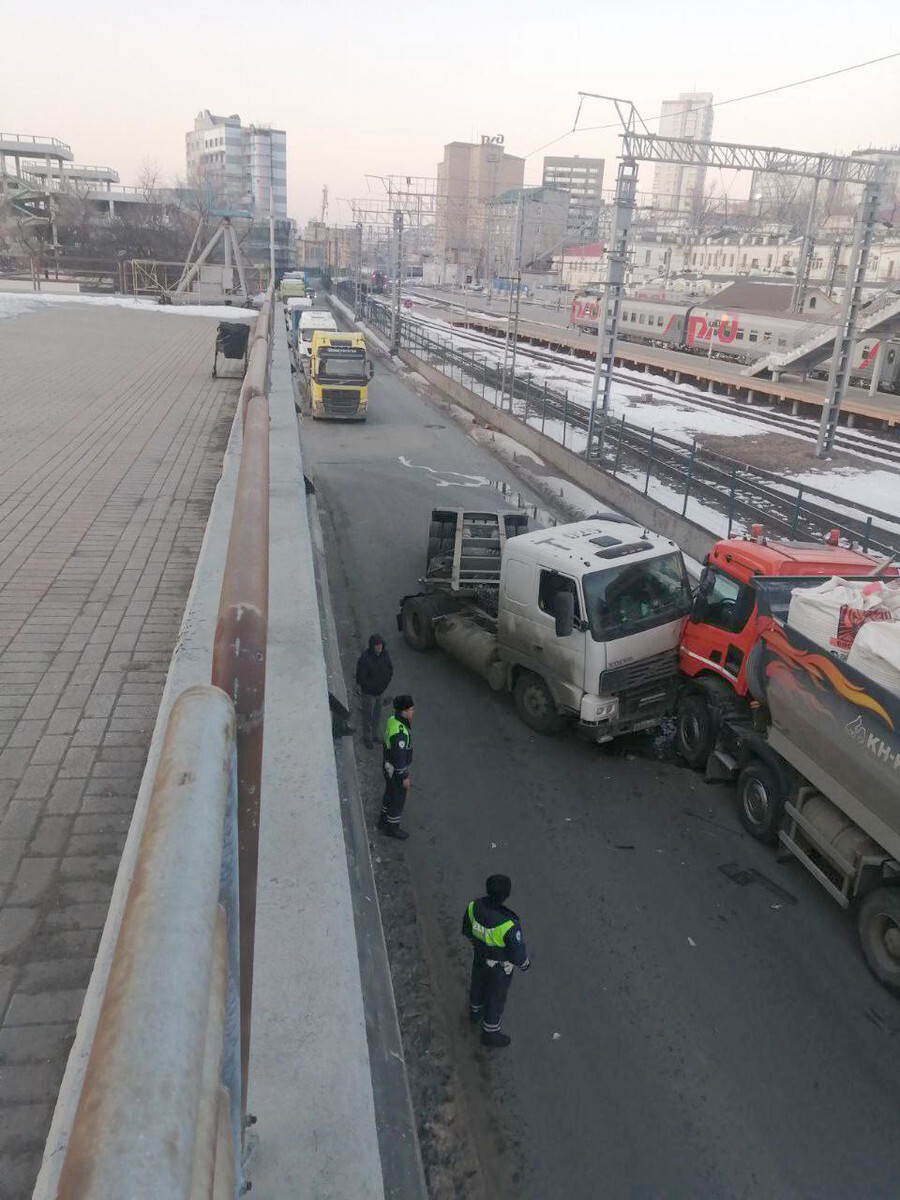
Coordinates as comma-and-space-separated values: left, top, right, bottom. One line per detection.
858, 887, 900, 991
401, 596, 437, 651
736, 760, 784, 844
513, 671, 564, 735
675, 693, 716, 769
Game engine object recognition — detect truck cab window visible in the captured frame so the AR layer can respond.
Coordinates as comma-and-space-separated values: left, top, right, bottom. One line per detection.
698, 568, 753, 633
582, 552, 692, 642
538, 571, 581, 621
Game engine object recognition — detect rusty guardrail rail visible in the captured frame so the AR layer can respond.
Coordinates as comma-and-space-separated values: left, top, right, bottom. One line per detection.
35, 286, 275, 1198
212, 286, 272, 1112
54, 685, 240, 1197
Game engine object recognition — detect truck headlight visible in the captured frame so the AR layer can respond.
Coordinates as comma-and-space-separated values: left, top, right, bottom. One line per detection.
580, 695, 619, 724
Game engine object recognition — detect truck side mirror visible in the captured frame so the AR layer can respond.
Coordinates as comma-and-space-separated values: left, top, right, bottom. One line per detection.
698, 567, 713, 597
367, 361, 374, 380
554, 591, 575, 638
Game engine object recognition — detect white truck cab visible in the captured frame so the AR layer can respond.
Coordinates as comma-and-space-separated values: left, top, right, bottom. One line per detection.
400, 511, 692, 741
298, 310, 338, 362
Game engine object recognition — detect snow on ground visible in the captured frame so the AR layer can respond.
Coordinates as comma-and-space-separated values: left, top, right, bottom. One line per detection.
0, 290, 257, 322
407, 305, 804, 445
406, 303, 900, 524
790, 467, 900, 531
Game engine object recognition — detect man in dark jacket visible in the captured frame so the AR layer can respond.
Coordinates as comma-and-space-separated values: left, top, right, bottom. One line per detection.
462, 874, 530, 1048
355, 634, 393, 748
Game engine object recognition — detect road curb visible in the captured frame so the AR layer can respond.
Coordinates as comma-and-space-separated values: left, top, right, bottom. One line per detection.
304, 469, 428, 1200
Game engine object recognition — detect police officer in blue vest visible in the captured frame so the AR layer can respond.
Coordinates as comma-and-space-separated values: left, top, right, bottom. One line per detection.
377, 694, 414, 840
463, 874, 530, 1048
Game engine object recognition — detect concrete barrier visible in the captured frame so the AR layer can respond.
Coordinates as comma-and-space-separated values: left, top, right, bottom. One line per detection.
399, 350, 717, 563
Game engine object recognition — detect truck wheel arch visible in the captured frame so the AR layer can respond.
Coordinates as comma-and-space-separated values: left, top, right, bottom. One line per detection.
512, 670, 565, 735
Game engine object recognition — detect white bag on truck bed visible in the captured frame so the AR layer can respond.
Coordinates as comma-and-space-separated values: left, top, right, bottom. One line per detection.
787, 577, 894, 659
847, 620, 900, 698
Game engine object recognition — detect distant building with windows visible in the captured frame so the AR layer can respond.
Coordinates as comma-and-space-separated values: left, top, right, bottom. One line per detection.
542, 156, 604, 241
435, 140, 525, 274
186, 110, 287, 218
650, 93, 713, 215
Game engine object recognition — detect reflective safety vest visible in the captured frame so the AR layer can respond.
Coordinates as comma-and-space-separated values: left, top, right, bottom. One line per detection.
383, 714, 411, 749
466, 900, 514, 948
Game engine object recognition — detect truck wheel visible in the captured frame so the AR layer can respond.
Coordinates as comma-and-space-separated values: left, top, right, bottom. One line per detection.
402, 596, 437, 651
514, 671, 563, 735
736, 760, 784, 844
858, 888, 900, 991
675, 693, 715, 769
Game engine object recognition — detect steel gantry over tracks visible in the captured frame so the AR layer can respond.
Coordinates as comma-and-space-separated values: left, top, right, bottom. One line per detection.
580, 95, 888, 457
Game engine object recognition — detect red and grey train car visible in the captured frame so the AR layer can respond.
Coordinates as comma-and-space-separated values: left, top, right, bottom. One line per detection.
569, 295, 900, 391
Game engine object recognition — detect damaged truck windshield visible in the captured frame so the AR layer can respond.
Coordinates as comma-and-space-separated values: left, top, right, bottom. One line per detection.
582, 552, 692, 641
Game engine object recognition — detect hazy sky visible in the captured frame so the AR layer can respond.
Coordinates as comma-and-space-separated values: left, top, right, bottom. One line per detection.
4, 0, 898, 225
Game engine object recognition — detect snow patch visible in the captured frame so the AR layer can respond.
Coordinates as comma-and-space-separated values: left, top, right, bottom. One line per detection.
0, 290, 256, 323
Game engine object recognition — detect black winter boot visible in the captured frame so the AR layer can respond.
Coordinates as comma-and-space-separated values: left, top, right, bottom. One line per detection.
481, 1029, 511, 1049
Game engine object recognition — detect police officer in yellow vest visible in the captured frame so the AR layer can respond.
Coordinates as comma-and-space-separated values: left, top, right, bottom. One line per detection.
377, 694, 414, 840
462, 874, 530, 1048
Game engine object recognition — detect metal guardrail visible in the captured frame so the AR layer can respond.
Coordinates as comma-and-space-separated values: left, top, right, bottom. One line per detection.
348, 286, 899, 556
0, 131, 72, 152
212, 287, 272, 1112
55, 685, 241, 1197
37, 286, 275, 1199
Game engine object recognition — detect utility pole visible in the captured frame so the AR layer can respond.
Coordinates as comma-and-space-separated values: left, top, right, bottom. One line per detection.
500, 191, 526, 408
390, 209, 403, 355
556, 236, 566, 311
268, 160, 276, 287
586, 154, 637, 451
816, 178, 881, 456
826, 238, 843, 298
354, 221, 363, 318
789, 159, 824, 314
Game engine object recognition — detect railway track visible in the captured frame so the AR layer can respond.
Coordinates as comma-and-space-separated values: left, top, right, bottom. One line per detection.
363, 300, 900, 556
399, 300, 900, 470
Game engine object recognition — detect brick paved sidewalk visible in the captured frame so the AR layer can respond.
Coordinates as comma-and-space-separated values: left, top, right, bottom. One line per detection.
0, 304, 242, 1195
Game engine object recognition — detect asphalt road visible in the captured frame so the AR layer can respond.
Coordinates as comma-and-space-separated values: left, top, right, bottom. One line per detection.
301, 351, 900, 1199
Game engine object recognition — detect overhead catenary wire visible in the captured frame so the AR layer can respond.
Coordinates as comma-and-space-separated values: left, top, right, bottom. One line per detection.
525, 49, 900, 159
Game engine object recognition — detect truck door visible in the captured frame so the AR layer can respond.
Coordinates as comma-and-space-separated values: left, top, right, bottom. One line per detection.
533, 569, 587, 708
680, 566, 755, 690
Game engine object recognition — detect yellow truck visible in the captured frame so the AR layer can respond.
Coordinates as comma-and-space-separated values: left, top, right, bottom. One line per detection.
309, 330, 374, 421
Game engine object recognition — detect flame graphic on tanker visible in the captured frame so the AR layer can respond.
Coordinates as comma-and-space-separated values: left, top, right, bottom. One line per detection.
764, 625, 893, 731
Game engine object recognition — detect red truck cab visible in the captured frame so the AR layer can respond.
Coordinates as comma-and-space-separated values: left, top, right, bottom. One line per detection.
675, 529, 883, 767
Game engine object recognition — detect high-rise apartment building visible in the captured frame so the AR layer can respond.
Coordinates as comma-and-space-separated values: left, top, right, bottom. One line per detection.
542, 156, 604, 240
186, 110, 287, 218
650, 93, 713, 215
435, 140, 524, 272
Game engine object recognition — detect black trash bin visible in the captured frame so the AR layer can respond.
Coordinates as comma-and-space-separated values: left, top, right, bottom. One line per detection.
212, 320, 251, 378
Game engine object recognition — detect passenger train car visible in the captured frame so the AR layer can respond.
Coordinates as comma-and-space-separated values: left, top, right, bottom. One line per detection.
569, 295, 900, 392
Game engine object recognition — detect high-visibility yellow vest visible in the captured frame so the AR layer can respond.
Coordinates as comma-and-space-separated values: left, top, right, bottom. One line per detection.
466, 901, 514, 948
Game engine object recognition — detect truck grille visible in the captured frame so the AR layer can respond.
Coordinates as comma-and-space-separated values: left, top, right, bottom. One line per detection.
600, 648, 678, 695
322, 388, 360, 416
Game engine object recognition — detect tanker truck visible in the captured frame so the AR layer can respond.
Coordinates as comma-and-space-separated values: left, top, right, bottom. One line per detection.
702, 573, 900, 990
